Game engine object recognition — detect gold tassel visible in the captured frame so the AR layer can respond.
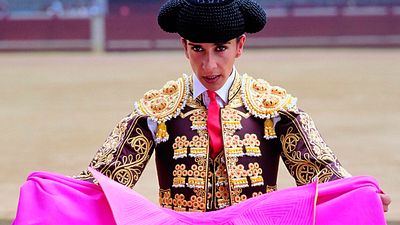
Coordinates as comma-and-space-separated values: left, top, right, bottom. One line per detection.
264, 119, 276, 137
156, 122, 169, 141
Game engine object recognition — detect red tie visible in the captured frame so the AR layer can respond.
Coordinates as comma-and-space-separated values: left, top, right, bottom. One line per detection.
207, 90, 223, 158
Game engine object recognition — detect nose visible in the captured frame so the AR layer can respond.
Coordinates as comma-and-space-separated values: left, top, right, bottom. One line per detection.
202, 53, 217, 73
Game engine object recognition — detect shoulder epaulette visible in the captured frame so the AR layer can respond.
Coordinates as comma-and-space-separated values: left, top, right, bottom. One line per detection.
134, 74, 190, 143
241, 74, 297, 139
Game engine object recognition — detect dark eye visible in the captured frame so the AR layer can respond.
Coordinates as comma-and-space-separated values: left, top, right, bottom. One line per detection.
192, 46, 204, 52
216, 45, 227, 52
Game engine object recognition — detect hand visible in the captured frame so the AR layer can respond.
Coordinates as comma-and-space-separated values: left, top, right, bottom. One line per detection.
379, 193, 391, 212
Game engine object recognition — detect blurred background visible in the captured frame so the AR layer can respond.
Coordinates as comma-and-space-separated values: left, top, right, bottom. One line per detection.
1, 0, 399, 224
1, 0, 400, 50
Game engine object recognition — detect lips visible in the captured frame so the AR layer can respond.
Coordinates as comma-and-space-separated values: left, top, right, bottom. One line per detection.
203, 75, 221, 83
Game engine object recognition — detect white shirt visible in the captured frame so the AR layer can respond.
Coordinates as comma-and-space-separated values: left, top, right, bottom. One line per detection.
193, 67, 236, 108
147, 67, 237, 138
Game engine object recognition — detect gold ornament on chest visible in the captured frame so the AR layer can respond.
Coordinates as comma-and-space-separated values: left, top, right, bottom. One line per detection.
172, 136, 190, 159
189, 109, 208, 131
220, 107, 249, 137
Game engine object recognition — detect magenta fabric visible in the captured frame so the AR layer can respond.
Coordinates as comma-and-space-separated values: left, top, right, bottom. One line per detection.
316, 175, 386, 225
91, 167, 316, 225
12, 171, 116, 225
12, 168, 386, 225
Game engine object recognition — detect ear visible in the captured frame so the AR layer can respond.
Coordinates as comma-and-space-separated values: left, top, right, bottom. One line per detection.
236, 35, 246, 58
181, 38, 189, 59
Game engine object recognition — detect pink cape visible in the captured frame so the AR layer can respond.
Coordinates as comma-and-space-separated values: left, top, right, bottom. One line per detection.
12, 168, 386, 225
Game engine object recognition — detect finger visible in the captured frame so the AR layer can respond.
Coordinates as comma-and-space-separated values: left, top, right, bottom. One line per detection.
380, 194, 391, 212
383, 205, 389, 212
381, 194, 392, 205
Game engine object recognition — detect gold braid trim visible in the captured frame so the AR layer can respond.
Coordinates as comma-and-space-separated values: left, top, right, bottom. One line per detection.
76, 114, 154, 189
102, 127, 153, 188
279, 111, 351, 185
75, 112, 137, 181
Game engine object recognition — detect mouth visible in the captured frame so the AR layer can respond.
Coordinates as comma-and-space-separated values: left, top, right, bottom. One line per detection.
203, 75, 221, 83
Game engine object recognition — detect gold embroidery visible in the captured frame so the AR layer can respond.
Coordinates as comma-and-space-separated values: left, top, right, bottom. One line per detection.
280, 110, 351, 181
172, 164, 187, 188
223, 133, 262, 158
252, 191, 263, 197
103, 127, 153, 187
185, 93, 204, 110
281, 127, 328, 185
229, 164, 249, 189
172, 136, 189, 159
215, 185, 230, 208
187, 164, 206, 189
155, 121, 168, 141
189, 109, 208, 131
159, 189, 172, 209
192, 188, 207, 211
135, 75, 190, 143
337, 165, 352, 178
241, 74, 296, 119
169, 155, 208, 211
126, 129, 151, 154
248, 163, 264, 187
161, 190, 208, 212
315, 168, 334, 183
299, 112, 336, 162
181, 107, 208, 137
161, 73, 311, 212
243, 133, 261, 156
221, 108, 249, 137
171, 161, 208, 190
221, 108, 242, 129
215, 163, 228, 186
90, 113, 136, 170
233, 193, 248, 205
224, 135, 265, 206
266, 185, 277, 193
212, 155, 230, 209
264, 118, 276, 139
136, 76, 188, 122
224, 135, 244, 157
189, 136, 208, 158
166, 190, 208, 212
227, 72, 244, 108
78, 115, 153, 188
173, 194, 187, 212
188, 194, 206, 212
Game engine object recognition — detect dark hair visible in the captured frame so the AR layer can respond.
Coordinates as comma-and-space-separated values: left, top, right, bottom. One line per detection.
183, 35, 243, 44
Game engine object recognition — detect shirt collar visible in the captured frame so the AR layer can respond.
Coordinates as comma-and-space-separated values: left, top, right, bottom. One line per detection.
193, 66, 236, 103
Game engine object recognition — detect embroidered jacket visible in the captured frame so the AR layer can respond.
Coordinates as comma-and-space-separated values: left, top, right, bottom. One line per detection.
76, 72, 351, 212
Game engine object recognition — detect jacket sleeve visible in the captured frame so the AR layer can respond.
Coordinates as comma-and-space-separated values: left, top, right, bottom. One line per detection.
275, 108, 351, 186
74, 112, 155, 189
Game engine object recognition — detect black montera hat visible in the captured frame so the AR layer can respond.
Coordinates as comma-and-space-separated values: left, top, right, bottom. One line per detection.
158, 0, 266, 43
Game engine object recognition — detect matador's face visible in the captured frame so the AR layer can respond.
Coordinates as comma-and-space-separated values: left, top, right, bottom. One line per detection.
181, 36, 246, 91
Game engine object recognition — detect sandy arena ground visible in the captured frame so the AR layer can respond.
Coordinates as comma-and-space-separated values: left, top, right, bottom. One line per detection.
0, 49, 399, 222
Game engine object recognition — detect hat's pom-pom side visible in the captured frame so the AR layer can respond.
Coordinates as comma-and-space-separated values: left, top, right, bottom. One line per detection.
158, 0, 182, 33
239, 0, 267, 33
